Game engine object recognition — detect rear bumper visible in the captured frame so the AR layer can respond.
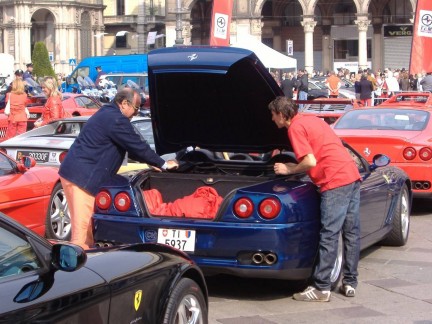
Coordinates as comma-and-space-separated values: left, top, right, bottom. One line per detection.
92, 215, 320, 280
391, 163, 432, 197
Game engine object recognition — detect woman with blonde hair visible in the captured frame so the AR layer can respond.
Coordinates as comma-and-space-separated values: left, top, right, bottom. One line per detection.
34, 76, 64, 128
4, 78, 30, 139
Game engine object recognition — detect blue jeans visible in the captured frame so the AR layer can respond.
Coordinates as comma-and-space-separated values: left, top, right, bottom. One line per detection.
313, 180, 361, 291
298, 90, 308, 108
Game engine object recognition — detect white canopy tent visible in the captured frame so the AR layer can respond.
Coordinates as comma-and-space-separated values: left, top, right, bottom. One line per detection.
231, 36, 297, 70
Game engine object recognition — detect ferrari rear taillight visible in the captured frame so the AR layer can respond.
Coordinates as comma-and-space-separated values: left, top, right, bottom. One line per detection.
95, 191, 112, 210
419, 147, 432, 161
233, 198, 254, 218
114, 192, 131, 212
59, 151, 68, 163
403, 147, 416, 160
259, 198, 281, 219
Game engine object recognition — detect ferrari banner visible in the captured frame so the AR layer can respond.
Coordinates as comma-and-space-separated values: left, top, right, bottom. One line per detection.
409, 0, 432, 75
209, 0, 233, 46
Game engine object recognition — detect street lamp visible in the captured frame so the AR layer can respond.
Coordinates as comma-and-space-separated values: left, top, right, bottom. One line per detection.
174, 0, 187, 45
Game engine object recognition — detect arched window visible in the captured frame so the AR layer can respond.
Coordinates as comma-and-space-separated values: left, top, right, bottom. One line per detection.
333, 0, 356, 25
283, 1, 322, 26
383, 0, 412, 24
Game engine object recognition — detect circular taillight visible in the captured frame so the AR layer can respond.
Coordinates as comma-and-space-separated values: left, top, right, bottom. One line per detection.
259, 198, 281, 219
419, 147, 432, 161
114, 192, 131, 212
233, 198, 254, 218
96, 191, 111, 210
403, 147, 416, 160
59, 151, 68, 163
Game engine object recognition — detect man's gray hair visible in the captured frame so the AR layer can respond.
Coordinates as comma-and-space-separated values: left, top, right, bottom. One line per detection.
114, 87, 139, 104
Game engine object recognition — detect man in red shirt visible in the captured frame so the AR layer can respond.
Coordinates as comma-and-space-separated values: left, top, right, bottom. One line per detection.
325, 71, 341, 98
268, 96, 361, 302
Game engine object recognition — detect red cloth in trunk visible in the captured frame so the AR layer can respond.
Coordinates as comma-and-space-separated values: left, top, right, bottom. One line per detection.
143, 186, 223, 219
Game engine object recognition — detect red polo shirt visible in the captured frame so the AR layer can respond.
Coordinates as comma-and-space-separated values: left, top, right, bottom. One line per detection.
288, 114, 361, 192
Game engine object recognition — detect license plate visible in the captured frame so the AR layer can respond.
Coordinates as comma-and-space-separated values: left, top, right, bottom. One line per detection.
29, 113, 40, 119
157, 228, 196, 252
17, 151, 49, 163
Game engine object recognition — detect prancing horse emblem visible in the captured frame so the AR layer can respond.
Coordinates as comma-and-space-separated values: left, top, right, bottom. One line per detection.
188, 53, 198, 61
363, 147, 371, 157
134, 290, 142, 311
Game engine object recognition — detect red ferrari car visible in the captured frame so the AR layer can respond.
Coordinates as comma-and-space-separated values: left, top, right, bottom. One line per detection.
379, 92, 432, 108
26, 93, 101, 128
298, 98, 360, 125
333, 102, 432, 199
0, 151, 70, 240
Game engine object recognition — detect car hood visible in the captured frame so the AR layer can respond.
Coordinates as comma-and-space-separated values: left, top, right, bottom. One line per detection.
147, 46, 291, 155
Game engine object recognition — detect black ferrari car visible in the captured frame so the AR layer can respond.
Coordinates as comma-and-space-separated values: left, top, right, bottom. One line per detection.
0, 212, 208, 323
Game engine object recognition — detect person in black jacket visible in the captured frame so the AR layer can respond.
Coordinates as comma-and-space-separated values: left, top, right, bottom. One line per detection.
59, 87, 178, 249
280, 73, 295, 99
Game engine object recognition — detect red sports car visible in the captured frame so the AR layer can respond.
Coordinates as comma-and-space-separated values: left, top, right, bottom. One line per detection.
298, 98, 360, 125
379, 92, 432, 108
26, 93, 101, 128
333, 103, 432, 199
0, 151, 70, 240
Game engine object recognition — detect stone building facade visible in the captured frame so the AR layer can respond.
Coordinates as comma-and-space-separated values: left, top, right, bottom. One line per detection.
0, 0, 417, 76
0, 0, 105, 75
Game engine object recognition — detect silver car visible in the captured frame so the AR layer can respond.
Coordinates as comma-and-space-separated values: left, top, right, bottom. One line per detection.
0, 116, 156, 167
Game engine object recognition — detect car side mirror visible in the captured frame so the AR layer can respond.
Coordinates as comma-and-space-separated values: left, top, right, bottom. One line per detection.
370, 154, 390, 171
51, 243, 87, 272
16, 156, 36, 172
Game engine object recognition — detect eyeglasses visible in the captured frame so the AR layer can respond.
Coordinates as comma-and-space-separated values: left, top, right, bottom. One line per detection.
128, 101, 140, 115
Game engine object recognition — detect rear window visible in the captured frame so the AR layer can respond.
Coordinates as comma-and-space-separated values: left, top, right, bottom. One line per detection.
334, 109, 429, 131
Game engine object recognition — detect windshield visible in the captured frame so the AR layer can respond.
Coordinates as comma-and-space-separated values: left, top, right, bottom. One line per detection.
334, 109, 429, 131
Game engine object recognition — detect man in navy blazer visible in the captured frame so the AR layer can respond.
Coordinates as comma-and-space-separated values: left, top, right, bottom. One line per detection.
59, 88, 178, 249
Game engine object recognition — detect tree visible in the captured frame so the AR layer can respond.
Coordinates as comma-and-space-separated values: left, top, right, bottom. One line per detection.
31, 42, 56, 80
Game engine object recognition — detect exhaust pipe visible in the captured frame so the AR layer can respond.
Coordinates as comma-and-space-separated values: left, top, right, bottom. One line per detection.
423, 182, 431, 190
414, 182, 423, 190
264, 253, 277, 265
94, 242, 113, 248
252, 253, 265, 264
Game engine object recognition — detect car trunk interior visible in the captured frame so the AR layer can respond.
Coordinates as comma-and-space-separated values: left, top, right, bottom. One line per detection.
138, 151, 297, 219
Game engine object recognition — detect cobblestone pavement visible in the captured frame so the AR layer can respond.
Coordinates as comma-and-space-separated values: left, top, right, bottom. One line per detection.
206, 200, 432, 324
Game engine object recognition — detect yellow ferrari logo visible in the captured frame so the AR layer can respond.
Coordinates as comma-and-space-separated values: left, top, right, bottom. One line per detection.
134, 290, 142, 311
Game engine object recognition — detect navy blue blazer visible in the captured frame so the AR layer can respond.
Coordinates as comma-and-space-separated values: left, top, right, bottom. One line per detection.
59, 102, 165, 195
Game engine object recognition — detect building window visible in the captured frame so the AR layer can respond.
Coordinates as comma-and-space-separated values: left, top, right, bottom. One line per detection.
284, 1, 302, 26
282, 1, 322, 26
383, 0, 413, 24
334, 39, 372, 60
116, 35, 127, 48
333, 0, 356, 25
117, 0, 125, 16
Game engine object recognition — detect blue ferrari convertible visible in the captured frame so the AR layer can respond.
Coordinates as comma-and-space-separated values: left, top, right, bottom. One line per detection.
92, 46, 412, 289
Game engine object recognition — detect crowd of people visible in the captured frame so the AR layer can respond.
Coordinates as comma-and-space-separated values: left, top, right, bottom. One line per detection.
3, 64, 65, 140
271, 66, 432, 106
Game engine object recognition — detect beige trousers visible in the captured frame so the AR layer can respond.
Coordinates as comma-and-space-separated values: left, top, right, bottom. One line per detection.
60, 177, 95, 250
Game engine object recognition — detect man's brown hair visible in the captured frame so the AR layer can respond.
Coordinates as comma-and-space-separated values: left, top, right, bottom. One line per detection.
268, 96, 298, 120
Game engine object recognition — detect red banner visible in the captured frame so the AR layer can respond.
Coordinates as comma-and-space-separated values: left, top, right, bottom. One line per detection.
410, 0, 432, 75
209, 0, 233, 46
